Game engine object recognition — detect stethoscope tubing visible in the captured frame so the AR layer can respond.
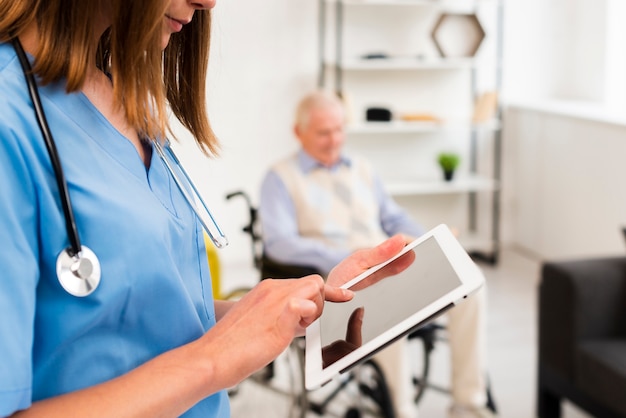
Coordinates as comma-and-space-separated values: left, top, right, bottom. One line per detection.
12, 37, 82, 258
153, 140, 228, 248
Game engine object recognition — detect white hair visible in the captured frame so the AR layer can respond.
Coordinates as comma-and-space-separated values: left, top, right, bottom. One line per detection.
294, 90, 345, 130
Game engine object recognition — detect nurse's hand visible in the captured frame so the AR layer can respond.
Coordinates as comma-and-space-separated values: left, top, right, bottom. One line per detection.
204, 274, 351, 388
203, 235, 407, 389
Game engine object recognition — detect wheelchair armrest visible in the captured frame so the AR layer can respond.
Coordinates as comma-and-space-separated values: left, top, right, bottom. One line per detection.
260, 253, 321, 280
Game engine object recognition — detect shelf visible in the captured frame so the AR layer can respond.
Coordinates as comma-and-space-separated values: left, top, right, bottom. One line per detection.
330, 56, 475, 71
386, 175, 497, 196
348, 121, 442, 134
346, 119, 501, 134
328, 0, 500, 7
431, 12, 486, 58
320, 0, 503, 263
339, 0, 440, 5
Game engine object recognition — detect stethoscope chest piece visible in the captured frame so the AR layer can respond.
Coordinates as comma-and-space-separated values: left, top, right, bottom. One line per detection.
56, 246, 101, 297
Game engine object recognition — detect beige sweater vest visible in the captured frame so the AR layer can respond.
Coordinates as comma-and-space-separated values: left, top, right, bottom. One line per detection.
272, 154, 388, 251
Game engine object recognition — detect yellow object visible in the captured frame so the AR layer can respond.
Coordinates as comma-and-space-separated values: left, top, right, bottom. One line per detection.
204, 233, 222, 299
472, 91, 498, 123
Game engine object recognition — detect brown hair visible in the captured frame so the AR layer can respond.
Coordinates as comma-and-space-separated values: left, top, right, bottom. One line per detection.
0, 0, 219, 156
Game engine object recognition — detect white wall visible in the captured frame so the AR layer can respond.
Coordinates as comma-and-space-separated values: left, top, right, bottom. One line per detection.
171, 0, 501, 268
502, 0, 607, 103
502, 105, 626, 261
502, 0, 626, 109
499, 0, 626, 261
171, 0, 321, 267
169, 0, 626, 270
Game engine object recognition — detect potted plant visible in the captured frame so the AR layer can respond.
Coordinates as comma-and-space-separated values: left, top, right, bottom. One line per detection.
437, 152, 460, 181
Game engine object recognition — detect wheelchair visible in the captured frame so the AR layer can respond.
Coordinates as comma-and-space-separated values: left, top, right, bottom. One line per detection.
223, 191, 497, 417
224, 191, 395, 418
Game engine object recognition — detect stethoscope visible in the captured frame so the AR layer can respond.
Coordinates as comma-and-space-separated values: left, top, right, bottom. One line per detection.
12, 38, 228, 297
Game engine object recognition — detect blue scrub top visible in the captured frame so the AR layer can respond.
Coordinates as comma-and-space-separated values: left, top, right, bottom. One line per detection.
0, 42, 229, 417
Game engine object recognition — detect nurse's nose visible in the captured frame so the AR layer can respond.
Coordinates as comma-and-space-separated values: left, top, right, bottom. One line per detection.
190, 0, 214, 10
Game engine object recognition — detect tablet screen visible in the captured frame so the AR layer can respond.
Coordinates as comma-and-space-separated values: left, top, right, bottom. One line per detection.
320, 236, 461, 368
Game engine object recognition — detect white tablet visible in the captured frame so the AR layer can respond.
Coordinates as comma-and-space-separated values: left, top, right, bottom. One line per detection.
305, 223, 485, 390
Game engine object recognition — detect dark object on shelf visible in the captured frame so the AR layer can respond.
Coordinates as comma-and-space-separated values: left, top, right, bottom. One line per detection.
362, 52, 390, 60
366, 107, 392, 122
431, 13, 486, 58
538, 257, 626, 418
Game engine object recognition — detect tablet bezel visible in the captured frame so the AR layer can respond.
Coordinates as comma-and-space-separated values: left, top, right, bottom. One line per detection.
304, 223, 485, 390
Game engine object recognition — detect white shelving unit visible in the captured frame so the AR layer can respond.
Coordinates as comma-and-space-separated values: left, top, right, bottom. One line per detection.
337, 56, 476, 70
386, 175, 497, 196
318, 0, 504, 263
346, 119, 501, 134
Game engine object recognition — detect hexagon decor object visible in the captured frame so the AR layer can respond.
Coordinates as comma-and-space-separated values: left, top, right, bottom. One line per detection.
431, 13, 485, 58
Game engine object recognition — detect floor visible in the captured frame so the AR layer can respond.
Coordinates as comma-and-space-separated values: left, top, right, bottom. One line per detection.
410, 248, 592, 418
221, 248, 595, 418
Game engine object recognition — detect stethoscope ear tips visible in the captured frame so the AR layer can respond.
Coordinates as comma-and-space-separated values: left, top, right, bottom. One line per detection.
210, 235, 229, 249
56, 246, 101, 297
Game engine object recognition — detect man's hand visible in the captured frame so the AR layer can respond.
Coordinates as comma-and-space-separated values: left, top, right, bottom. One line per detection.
321, 307, 364, 368
327, 234, 414, 290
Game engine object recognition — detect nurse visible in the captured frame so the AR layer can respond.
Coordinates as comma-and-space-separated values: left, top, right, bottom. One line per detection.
0, 0, 409, 417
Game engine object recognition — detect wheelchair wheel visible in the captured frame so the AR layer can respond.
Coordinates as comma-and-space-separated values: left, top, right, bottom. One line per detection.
408, 323, 448, 405
230, 338, 308, 418
410, 333, 432, 404
353, 359, 395, 418
307, 359, 394, 418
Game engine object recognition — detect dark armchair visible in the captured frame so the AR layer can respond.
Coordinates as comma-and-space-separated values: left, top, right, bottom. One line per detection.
538, 256, 626, 418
